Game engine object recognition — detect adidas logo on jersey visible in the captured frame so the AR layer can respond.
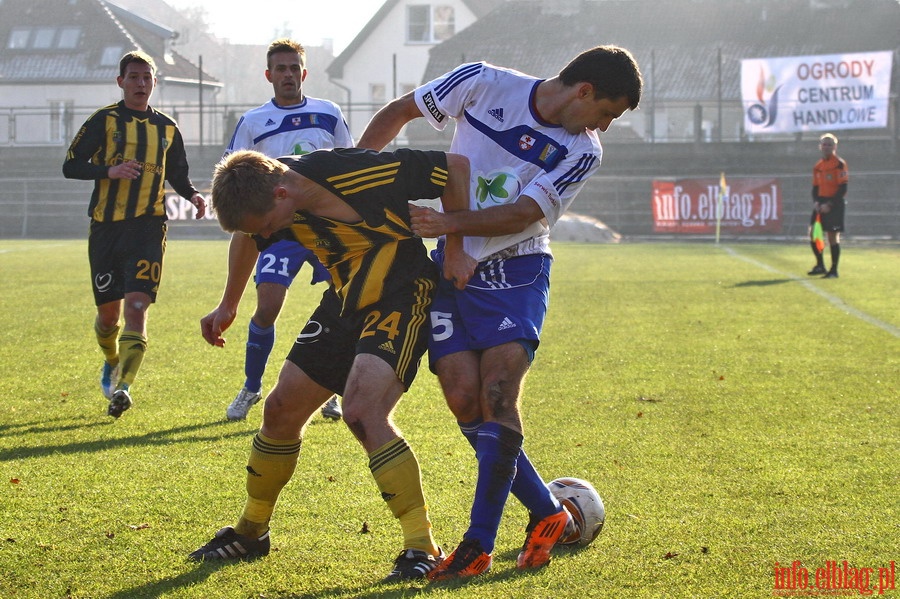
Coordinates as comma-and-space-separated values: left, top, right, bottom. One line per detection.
378, 340, 396, 354
265, 118, 276, 126
488, 108, 504, 122
497, 317, 517, 331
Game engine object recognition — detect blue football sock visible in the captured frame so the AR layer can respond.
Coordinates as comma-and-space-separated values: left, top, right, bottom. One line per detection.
458, 419, 560, 520
244, 321, 274, 393
464, 422, 522, 554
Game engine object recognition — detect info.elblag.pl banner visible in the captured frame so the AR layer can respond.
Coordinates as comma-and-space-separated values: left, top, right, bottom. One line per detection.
652, 177, 782, 234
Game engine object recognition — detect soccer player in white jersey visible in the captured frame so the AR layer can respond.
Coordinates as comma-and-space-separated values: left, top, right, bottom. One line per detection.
219, 39, 353, 422
357, 45, 642, 580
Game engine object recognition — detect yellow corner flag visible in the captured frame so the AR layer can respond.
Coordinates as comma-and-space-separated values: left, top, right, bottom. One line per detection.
812, 213, 825, 252
716, 172, 727, 244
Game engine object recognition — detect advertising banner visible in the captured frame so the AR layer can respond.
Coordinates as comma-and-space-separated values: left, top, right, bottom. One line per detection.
741, 51, 893, 134
652, 177, 782, 234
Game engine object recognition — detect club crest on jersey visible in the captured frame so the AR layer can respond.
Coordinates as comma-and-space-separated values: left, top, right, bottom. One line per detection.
518, 134, 535, 151
539, 144, 558, 163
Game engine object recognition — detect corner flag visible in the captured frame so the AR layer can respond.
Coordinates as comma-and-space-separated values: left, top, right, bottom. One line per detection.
811, 213, 825, 252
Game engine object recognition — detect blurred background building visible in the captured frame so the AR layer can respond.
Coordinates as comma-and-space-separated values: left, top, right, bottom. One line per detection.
1, 0, 897, 239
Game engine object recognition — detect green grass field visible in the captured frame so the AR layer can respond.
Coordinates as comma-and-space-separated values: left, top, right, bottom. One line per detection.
1, 239, 897, 599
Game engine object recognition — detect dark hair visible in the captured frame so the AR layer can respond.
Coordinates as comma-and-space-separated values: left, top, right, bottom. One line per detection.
267, 38, 306, 69
118, 50, 156, 78
559, 45, 643, 109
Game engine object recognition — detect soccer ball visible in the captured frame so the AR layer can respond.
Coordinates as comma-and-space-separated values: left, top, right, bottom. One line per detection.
549, 477, 605, 546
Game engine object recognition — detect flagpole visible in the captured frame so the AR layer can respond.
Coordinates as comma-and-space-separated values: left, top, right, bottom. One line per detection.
716, 172, 726, 244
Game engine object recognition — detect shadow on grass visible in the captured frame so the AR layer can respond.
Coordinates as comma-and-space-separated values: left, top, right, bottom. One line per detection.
0, 415, 107, 436
284, 568, 522, 599
731, 278, 794, 287
104, 561, 230, 599
281, 545, 595, 598
0, 420, 252, 462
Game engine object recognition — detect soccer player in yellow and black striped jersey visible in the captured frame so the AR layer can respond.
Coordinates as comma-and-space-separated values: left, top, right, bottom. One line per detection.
63, 50, 206, 418
190, 147, 475, 581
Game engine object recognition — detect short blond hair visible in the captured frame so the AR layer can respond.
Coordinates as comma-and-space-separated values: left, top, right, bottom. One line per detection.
819, 133, 838, 145
211, 150, 287, 232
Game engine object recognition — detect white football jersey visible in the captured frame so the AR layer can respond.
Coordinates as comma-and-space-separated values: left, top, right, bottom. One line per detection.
414, 62, 603, 261
225, 96, 353, 158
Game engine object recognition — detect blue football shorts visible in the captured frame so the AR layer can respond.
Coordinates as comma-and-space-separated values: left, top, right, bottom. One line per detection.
254, 239, 330, 287
427, 249, 551, 371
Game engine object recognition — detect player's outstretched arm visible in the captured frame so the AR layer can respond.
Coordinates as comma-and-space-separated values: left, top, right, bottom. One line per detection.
356, 92, 422, 152
411, 193, 544, 239
200, 233, 259, 347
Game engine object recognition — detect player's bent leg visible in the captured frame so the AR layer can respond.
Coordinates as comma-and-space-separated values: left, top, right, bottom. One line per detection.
434, 351, 483, 422
190, 363, 329, 561
343, 355, 441, 576
242, 368, 325, 528
253, 282, 289, 328
341, 354, 406, 452
233, 282, 289, 419
259, 361, 331, 440
477, 342, 531, 425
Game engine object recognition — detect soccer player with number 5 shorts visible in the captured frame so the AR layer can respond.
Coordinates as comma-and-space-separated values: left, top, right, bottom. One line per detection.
357, 45, 643, 580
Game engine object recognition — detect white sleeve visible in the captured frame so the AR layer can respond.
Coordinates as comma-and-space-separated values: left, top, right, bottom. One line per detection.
224, 116, 254, 156
413, 62, 485, 132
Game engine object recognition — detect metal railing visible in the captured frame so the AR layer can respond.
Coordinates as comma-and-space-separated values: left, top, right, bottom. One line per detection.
3, 173, 896, 240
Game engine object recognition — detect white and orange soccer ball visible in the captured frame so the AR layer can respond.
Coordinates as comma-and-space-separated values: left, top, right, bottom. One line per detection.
550, 477, 606, 546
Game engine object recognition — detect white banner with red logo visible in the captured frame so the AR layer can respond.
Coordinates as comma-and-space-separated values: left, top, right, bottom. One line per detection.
741, 51, 893, 134
652, 177, 782, 234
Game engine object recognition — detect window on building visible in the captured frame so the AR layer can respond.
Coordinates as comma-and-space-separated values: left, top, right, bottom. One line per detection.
370, 83, 386, 105
101, 46, 123, 67
407, 5, 430, 42
33, 27, 56, 49
406, 5, 455, 43
432, 5, 455, 41
7, 28, 31, 49
58, 27, 81, 49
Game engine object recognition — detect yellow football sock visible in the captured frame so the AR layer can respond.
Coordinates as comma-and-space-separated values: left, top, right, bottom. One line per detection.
369, 438, 437, 555
117, 331, 146, 389
236, 433, 302, 538
94, 321, 120, 366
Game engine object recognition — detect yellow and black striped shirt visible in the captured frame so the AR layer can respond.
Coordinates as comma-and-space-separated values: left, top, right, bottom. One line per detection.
272, 148, 448, 315
63, 101, 198, 222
